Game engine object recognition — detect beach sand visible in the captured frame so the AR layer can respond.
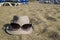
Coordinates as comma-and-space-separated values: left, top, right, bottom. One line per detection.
0, 2, 60, 40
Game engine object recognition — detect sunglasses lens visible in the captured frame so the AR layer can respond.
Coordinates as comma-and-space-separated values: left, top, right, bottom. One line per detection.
21, 24, 32, 30
10, 23, 20, 30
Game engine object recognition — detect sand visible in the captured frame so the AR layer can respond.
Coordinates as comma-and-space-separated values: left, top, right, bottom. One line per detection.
0, 2, 60, 40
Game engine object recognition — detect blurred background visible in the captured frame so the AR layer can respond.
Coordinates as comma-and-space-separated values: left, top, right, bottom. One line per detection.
0, 0, 60, 40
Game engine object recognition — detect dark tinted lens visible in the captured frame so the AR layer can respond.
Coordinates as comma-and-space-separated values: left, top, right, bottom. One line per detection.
10, 23, 20, 30
21, 24, 32, 30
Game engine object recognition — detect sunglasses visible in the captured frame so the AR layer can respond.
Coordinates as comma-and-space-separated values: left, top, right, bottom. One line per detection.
3, 23, 33, 31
